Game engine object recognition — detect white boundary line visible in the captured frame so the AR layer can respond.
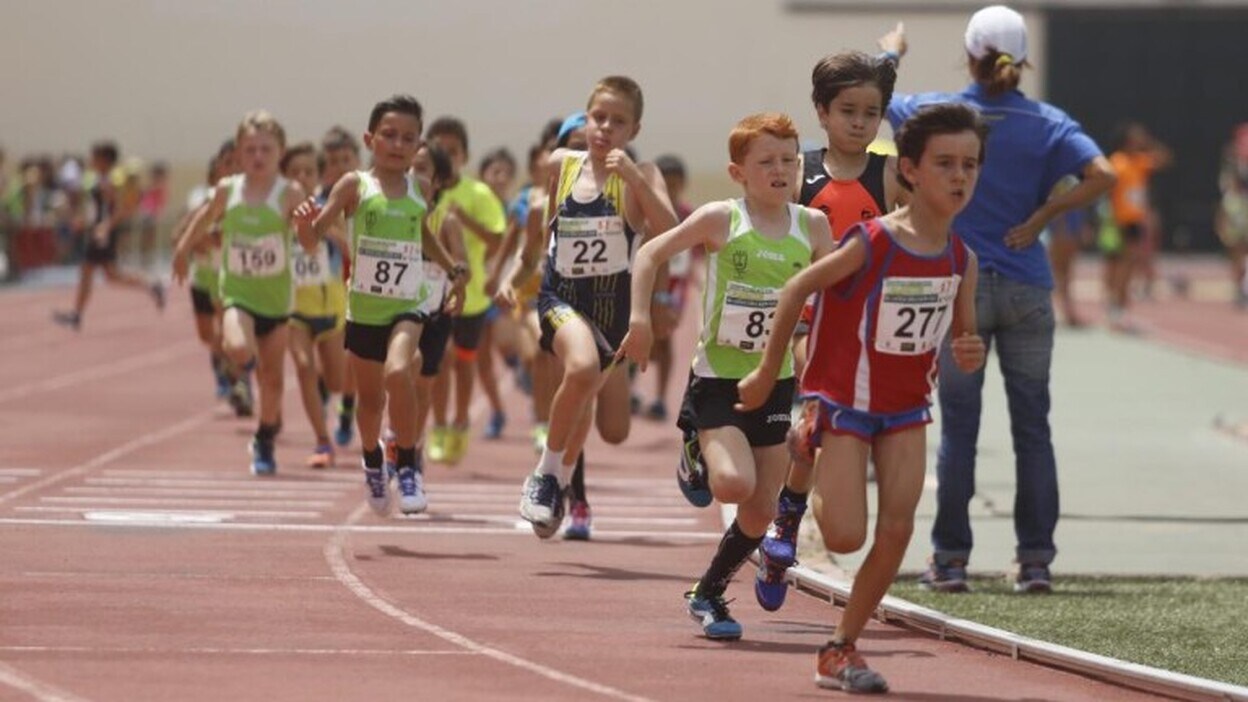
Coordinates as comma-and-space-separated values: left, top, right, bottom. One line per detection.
0, 646, 474, 657
324, 504, 657, 702
720, 504, 1248, 702
0, 340, 199, 404
0, 660, 92, 702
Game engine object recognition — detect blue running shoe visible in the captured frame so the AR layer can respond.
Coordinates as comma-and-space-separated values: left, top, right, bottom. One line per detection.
754, 550, 789, 612
483, 410, 506, 440
677, 426, 712, 508
335, 411, 354, 448
760, 492, 806, 568
1013, 562, 1052, 594
363, 465, 391, 516
519, 471, 564, 539
685, 584, 742, 641
563, 498, 592, 541
249, 438, 276, 476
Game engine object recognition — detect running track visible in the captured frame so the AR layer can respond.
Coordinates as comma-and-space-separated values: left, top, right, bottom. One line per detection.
0, 284, 1180, 701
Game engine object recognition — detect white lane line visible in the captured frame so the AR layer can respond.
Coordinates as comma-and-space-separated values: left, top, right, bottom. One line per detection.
23, 571, 337, 583
0, 646, 474, 657
0, 477, 18, 483
0, 340, 199, 404
15, 506, 322, 519
0, 408, 218, 507
325, 505, 657, 702
0, 660, 92, 702
40, 496, 336, 508
0, 468, 42, 477
64, 487, 348, 499
428, 494, 692, 507
100, 469, 359, 483
0, 517, 723, 540
82, 478, 347, 491
412, 513, 698, 526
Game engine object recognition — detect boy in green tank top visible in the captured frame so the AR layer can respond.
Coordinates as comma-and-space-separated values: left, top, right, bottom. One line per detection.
174, 111, 308, 477
618, 113, 835, 641
295, 95, 467, 517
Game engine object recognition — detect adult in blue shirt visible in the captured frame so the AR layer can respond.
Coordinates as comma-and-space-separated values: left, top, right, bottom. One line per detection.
886, 5, 1116, 593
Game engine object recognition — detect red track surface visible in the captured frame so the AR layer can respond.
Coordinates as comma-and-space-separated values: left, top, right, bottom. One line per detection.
0, 284, 1174, 701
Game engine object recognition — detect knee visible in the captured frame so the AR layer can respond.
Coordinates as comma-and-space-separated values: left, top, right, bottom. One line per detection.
597, 417, 629, 445
383, 363, 412, 391
222, 343, 250, 367
711, 473, 755, 505
561, 362, 599, 392
819, 518, 867, 555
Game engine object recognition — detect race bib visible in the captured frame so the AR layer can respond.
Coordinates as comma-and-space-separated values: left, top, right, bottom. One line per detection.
417, 260, 448, 315
554, 215, 629, 278
226, 233, 285, 277
874, 276, 959, 355
291, 245, 331, 287
352, 236, 422, 300
717, 281, 780, 352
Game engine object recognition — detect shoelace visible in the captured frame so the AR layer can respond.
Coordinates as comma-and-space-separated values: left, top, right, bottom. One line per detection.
365, 469, 387, 497
398, 469, 421, 494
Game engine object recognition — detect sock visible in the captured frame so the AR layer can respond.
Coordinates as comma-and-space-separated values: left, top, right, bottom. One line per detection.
537, 447, 565, 479
780, 485, 809, 505
255, 423, 278, 443
362, 445, 383, 469
569, 452, 586, 502
340, 395, 356, 418
696, 520, 764, 596
397, 446, 417, 471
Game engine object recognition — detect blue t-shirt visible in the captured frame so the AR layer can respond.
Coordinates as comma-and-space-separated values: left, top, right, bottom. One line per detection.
887, 84, 1102, 289
509, 184, 533, 225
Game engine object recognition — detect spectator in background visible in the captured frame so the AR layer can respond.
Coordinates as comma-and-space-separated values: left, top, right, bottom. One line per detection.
888, 4, 1116, 593
1216, 123, 1248, 310
138, 161, 170, 270
1104, 122, 1172, 331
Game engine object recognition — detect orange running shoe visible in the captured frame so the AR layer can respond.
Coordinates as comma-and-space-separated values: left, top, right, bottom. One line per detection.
815, 640, 888, 693
306, 443, 334, 469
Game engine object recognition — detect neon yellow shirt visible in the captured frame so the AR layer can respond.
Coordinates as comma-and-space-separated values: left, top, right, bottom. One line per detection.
433, 176, 504, 316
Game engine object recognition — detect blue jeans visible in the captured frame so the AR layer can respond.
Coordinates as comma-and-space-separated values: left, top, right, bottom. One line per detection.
932, 271, 1058, 567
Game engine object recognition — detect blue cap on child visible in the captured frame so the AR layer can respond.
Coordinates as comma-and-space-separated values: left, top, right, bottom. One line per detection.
556, 112, 588, 148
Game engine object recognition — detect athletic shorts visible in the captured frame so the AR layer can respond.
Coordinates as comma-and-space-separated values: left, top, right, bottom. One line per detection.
84, 228, 120, 264
802, 398, 931, 445
677, 373, 795, 448
452, 311, 488, 353
345, 314, 424, 364
537, 296, 620, 371
190, 287, 216, 316
227, 304, 288, 339
1120, 222, 1144, 244
418, 313, 453, 377
290, 312, 344, 342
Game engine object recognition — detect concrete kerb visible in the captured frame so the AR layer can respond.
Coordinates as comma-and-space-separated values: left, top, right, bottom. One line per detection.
719, 503, 1248, 702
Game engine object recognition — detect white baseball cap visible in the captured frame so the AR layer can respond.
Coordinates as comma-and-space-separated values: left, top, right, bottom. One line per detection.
965, 5, 1028, 62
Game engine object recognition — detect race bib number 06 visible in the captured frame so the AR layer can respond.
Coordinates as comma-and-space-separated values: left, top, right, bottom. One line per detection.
554, 215, 628, 278
717, 281, 780, 352
352, 236, 422, 300
874, 276, 959, 355
227, 233, 285, 277
292, 245, 331, 287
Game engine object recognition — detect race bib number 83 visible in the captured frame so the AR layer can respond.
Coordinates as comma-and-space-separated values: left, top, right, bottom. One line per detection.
874, 276, 959, 355
227, 234, 285, 277
352, 236, 422, 300
717, 281, 780, 352
554, 215, 629, 278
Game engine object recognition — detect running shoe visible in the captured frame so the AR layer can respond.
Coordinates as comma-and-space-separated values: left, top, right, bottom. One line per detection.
396, 465, 427, 515
564, 498, 592, 541
214, 369, 231, 400
228, 378, 254, 418
150, 281, 167, 311
645, 400, 668, 421
918, 558, 971, 593
483, 410, 506, 440
381, 429, 398, 473
363, 464, 390, 516
815, 640, 888, 693
52, 310, 81, 331
306, 443, 334, 469
754, 550, 789, 612
531, 423, 549, 455
684, 584, 742, 641
334, 409, 354, 447
445, 425, 468, 465
426, 426, 449, 464
249, 437, 276, 476
516, 366, 533, 396
1013, 562, 1053, 594
760, 492, 806, 568
519, 471, 564, 539
677, 426, 712, 508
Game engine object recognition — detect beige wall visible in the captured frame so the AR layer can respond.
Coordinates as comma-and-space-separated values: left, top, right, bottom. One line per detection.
1, 1, 1044, 202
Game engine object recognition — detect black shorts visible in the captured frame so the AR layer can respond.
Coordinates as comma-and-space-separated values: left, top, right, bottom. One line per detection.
1121, 223, 1144, 243
345, 314, 423, 364
677, 374, 795, 448
537, 293, 623, 370
419, 313, 453, 377
190, 287, 216, 316
451, 311, 488, 353
84, 229, 120, 264
290, 313, 340, 339
227, 305, 288, 339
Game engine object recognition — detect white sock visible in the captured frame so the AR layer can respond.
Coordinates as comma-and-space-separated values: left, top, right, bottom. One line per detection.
537, 447, 565, 479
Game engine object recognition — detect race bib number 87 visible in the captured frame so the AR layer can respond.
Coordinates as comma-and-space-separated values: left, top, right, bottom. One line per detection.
227, 233, 285, 277
352, 236, 422, 300
717, 281, 780, 352
874, 276, 959, 355
554, 215, 629, 278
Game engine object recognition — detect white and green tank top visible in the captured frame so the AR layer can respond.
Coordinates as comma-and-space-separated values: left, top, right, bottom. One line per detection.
187, 185, 221, 295
218, 174, 293, 318
691, 199, 812, 380
346, 170, 428, 325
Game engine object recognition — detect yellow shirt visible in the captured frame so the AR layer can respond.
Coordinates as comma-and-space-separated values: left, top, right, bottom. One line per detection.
435, 176, 505, 316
